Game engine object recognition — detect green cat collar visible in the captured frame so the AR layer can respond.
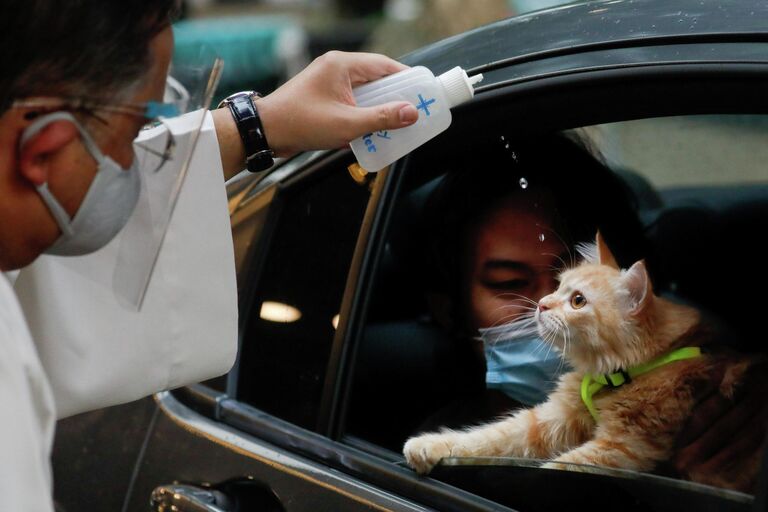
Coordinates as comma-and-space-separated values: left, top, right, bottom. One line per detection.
580, 346, 702, 422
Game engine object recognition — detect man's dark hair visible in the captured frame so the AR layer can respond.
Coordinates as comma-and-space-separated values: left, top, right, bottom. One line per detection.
0, 0, 178, 111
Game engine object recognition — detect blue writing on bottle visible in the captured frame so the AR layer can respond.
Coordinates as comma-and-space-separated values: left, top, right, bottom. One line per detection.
376, 130, 391, 139
416, 93, 436, 116
362, 133, 377, 152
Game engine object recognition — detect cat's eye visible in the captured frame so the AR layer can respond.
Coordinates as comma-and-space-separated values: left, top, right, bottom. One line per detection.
570, 292, 587, 309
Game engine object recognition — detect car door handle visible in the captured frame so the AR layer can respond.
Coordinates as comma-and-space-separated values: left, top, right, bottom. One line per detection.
151, 484, 234, 512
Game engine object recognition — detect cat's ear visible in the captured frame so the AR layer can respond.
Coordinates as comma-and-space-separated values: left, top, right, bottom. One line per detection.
596, 231, 619, 270
623, 260, 653, 316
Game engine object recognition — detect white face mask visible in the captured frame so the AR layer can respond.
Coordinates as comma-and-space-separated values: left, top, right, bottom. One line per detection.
20, 112, 141, 256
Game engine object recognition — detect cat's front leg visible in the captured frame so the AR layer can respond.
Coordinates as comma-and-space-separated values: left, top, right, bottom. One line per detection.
404, 407, 560, 475
543, 435, 666, 473
404, 392, 590, 474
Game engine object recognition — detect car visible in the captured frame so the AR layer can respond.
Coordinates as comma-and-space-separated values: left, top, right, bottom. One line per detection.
52, 0, 768, 510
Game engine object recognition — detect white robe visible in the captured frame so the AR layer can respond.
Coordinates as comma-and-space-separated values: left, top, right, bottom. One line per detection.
1, 111, 237, 509
0, 274, 56, 512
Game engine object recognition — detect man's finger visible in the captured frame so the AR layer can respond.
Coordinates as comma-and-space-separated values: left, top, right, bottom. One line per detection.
339, 52, 410, 85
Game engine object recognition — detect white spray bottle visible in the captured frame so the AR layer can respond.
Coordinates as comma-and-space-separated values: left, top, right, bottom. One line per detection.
349, 66, 483, 172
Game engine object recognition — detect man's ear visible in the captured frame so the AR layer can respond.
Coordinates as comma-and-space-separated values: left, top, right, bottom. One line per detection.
18, 119, 79, 186
596, 231, 620, 270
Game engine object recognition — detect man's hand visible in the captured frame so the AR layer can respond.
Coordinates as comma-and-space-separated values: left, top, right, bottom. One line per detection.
256, 51, 419, 158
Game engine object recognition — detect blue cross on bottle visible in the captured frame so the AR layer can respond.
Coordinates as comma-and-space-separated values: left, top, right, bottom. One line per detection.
416, 93, 436, 116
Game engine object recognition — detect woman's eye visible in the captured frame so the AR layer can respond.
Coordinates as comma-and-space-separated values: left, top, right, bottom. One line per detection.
570, 291, 587, 309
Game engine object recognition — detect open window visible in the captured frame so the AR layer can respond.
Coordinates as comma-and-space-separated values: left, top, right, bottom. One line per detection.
341, 113, 768, 510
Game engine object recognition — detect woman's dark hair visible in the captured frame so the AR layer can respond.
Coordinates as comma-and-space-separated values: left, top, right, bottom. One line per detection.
0, 0, 179, 111
420, 132, 647, 329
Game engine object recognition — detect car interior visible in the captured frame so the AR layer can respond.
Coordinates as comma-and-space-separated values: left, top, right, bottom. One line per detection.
345, 113, 768, 493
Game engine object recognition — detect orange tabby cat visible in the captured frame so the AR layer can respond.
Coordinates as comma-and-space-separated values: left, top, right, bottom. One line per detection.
404, 233, 757, 490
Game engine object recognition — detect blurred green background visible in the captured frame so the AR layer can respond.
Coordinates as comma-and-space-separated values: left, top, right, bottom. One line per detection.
173, 0, 581, 100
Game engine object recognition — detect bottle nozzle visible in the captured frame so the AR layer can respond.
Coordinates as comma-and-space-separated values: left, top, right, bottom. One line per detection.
469, 73, 484, 86
438, 67, 484, 108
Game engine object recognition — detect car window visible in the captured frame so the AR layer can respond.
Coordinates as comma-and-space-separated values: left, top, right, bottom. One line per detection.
236, 159, 372, 430
585, 115, 768, 188
343, 115, 767, 506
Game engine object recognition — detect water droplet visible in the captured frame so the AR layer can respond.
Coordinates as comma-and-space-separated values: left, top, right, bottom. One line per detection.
519, 177, 528, 189
500, 135, 505, 141
539, 233, 546, 242
505, 143, 510, 149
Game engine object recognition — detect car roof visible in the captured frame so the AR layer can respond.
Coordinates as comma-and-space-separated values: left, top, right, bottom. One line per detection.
401, 0, 768, 79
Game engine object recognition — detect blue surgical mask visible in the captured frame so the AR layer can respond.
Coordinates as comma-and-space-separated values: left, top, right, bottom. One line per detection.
478, 321, 569, 406
20, 111, 141, 256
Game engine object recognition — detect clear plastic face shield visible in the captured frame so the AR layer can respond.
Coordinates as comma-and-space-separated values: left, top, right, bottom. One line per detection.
13, 51, 224, 310
115, 55, 224, 309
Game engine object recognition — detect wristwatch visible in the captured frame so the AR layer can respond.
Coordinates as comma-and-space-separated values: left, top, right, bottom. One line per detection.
217, 91, 275, 173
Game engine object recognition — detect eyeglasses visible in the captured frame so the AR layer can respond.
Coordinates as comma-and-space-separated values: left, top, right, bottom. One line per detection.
11, 77, 192, 174
12, 96, 180, 121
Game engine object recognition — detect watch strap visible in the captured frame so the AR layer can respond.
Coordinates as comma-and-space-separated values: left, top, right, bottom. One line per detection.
221, 91, 274, 173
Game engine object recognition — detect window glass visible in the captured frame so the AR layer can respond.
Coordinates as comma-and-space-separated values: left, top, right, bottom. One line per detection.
584, 115, 768, 188
345, 115, 767, 505
237, 162, 371, 430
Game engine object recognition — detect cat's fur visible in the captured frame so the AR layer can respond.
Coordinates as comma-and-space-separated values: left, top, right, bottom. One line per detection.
404, 233, 757, 491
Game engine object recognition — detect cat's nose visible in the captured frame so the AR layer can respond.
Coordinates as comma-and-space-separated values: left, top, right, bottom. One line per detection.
538, 302, 550, 312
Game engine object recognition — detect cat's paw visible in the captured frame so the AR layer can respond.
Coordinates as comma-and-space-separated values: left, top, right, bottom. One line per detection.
403, 433, 468, 474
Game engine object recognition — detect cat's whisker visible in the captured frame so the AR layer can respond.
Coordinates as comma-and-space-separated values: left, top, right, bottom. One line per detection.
497, 305, 538, 313
496, 303, 537, 310
483, 312, 539, 340
488, 311, 536, 325
492, 294, 539, 307
540, 252, 569, 273
543, 342, 555, 362
531, 335, 552, 356
536, 224, 574, 267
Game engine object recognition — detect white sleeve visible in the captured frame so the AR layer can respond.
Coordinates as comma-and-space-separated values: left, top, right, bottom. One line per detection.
14, 112, 238, 419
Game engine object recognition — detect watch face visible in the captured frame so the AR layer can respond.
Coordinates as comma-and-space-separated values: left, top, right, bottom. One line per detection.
217, 91, 255, 108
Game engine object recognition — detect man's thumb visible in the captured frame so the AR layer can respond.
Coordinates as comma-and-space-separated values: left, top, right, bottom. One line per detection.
353, 101, 418, 134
